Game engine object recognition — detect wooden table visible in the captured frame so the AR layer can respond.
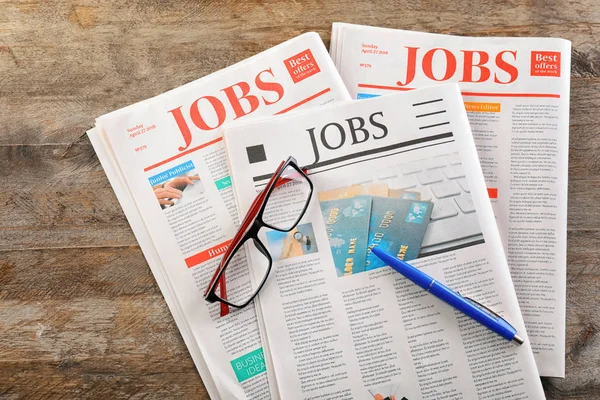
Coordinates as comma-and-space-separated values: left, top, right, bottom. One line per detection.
1, 1, 598, 398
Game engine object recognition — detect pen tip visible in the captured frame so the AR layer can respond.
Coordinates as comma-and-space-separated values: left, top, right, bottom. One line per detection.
513, 334, 524, 345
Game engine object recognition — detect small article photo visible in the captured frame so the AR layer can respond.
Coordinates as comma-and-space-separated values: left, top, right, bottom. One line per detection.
318, 184, 434, 277
151, 169, 204, 209
265, 223, 319, 261
367, 382, 408, 400
317, 151, 485, 277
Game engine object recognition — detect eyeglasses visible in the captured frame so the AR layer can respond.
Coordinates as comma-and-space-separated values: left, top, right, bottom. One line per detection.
204, 156, 313, 316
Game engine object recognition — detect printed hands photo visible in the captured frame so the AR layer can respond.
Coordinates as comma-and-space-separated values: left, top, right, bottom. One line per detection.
153, 174, 200, 206
153, 186, 183, 206
164, 174, 200, 191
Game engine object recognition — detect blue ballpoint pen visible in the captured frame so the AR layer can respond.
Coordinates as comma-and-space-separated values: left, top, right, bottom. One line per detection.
371, 246, 524, 345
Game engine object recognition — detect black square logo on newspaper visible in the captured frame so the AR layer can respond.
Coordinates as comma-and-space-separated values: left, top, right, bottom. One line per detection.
246, 144, 267, 164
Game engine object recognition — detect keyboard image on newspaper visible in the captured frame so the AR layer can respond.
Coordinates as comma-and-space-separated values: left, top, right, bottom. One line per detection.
373, 152, 485, 257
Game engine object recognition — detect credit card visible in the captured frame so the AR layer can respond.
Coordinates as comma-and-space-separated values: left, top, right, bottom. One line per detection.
320, 196, 372, 276
318, 183, 388, 202
388, 189, 421, 200
365, 197, 433, 270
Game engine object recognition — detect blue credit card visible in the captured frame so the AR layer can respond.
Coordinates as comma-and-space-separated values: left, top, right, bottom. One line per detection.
365, 197, 433, 270
319, 196, 372, 276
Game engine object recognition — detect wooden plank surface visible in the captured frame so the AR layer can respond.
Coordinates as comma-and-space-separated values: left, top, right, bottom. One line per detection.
1, 1, 598, 398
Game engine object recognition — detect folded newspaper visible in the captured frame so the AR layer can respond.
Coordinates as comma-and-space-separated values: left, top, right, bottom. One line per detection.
87, 32, 351, 399
331, 23, 571, 377
224, 84, 546, 399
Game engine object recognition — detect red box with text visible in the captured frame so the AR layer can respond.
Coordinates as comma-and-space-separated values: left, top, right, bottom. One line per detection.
530, 51, 561, 77
284, 49, 321, 84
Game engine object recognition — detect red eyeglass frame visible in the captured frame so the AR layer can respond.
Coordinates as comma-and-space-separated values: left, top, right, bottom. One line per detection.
204, 156, 312, 317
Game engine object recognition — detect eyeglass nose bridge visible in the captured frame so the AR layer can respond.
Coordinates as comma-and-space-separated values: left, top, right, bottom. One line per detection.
246, 221, 273, 264
247, 218, 263, 239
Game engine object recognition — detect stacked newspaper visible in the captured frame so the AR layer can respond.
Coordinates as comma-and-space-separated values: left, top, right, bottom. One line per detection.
87, 24, 571, 400
331, 23, 571, 377
87, 32, 351, 399
223, 83, 546, 399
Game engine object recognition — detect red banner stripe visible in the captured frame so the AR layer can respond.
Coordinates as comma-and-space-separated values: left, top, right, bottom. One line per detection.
185, 240, 232, 268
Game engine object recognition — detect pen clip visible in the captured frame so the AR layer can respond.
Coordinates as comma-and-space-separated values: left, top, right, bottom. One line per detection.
461, 295, 503, 320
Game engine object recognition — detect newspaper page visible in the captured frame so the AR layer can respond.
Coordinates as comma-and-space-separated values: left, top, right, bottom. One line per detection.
87, 128, 223, 398
88, 32, 351, 400
330, 23, 570, 377
224, 84, 546, 400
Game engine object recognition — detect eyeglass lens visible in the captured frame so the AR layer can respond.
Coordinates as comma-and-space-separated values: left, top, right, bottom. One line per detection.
213, 163, 312, 309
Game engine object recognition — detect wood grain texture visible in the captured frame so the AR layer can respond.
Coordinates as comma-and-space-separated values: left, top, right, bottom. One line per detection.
0, 0, 598, 398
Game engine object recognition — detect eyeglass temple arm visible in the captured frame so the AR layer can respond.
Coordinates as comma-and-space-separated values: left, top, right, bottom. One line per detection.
213, 160, 292, 317
216, 179, 273, 317
218, 279, 229, 316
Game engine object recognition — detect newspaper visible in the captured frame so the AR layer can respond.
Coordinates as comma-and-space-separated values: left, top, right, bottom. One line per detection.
224, 84, 546, 400
87, 32, 351, 400
330, 22, 571, 377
